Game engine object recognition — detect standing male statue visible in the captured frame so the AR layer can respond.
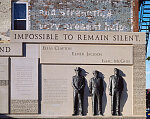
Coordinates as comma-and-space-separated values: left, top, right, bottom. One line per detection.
109, 68, 124, 116
89, 70, 103, 116
72, 67, 85, 116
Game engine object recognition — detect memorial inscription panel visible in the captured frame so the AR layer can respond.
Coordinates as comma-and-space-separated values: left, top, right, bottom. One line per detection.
11, 58, 38, 114
0, 43, 22, 56
11, 58, 38, 100
11, 31, 145, 44
42, 65, 132, 116
40, 44, 133, 64
4, 31, 145, 117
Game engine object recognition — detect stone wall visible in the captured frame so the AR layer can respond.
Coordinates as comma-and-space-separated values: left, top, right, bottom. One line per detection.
29, 0, 133, 31
0, 0, 11, 41
133, 44, 146, 115
0, 0, 136, 41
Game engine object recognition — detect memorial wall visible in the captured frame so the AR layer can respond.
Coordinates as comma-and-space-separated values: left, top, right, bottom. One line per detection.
0, 30, 146, 118
0, 0, 146, 118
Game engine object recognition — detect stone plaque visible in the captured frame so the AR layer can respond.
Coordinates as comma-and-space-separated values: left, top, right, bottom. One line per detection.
11, 58, 38, 100
42, 65, 132, 116
26, 44, 40, 58
11, 31, 145, 44
0, 86, 8, 113
0, 57, 8, 80
11, 58, 38, 114
0, 43, 22, 56
0, 58, 9, 113
40, 44, 133, 64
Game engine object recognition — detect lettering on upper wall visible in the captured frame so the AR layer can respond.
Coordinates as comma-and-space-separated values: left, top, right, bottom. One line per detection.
11, 31, 145, 44
29, 0, 132, 31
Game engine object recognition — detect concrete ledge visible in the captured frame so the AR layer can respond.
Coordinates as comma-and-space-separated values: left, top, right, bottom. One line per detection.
0, 115, 146, 119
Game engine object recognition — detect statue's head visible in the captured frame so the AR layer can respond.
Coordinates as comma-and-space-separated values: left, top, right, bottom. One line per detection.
114, 68, 118, 75
93, 70, 98, 78
74, 67, 81, 75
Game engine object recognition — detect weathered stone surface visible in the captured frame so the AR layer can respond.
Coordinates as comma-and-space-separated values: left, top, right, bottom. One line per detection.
0, 0, 11, 41
0, 115, 147, 119
133, 44, 146, 115
0, 80, 9, 86
40, 44, 133, 64
11, 100, 38, 114
0, 86, 9, 114
29, 0, 133, 32
0, 57, 8, 81
26, 44, 40, 58
0, 43, 22, 56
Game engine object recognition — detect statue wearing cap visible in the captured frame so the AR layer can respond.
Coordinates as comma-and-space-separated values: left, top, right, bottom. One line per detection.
72, 67, 85, 116
89, 70, 104, 116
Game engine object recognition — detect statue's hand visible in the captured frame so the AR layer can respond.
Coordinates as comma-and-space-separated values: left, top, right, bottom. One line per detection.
109, 92, 112, 96
89, 93, 93, 96
74, 89, 78, 92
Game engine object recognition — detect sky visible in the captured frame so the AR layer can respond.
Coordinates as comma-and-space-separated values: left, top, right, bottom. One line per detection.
146, 39, 150, 89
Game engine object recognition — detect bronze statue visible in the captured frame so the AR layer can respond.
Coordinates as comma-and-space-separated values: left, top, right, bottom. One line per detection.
109, 68, 124, 116
72, 67, 85, 116
89, 70, 103, 116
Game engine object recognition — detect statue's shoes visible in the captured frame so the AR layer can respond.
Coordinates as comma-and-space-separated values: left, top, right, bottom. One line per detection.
98, 112, 103, 116
93, 114, 99, 116
112, 113, 117, 116
116, 112, 121, 116
72, 113, 78, 116
81, 114, 86, 116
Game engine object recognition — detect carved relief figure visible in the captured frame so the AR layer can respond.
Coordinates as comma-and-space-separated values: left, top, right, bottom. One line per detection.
109, 68, 124, 116
89, 70, 104, 116
72, 67, 85, 116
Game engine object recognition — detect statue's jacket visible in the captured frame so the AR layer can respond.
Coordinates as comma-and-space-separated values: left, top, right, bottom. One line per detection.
89, 77, 104, 96
109, 75, 124, 95
72, 75, 85, 93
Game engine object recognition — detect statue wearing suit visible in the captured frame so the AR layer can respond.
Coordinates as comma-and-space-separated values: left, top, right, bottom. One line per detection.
109, 68, 124, 116
72, 67, 85, 116
89, 70, 104, 116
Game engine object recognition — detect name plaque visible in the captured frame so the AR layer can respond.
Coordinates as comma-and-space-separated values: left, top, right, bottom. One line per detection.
0, 43, 22, 56
40, 44, 133, 65
11, 31, 145, 44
